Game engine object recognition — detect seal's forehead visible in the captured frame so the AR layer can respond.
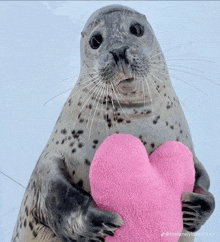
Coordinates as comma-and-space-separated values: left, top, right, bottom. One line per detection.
83, 4, 146, 32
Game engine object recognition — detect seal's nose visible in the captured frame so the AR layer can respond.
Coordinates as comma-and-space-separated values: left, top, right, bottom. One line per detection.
110, 46, 129, 65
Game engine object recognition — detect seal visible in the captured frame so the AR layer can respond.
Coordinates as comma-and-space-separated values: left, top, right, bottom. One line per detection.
12, 4, 215, 242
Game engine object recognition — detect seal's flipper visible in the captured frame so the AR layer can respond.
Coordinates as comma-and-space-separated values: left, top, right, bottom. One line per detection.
43, 157, 123, 241
182, 188, 215, 233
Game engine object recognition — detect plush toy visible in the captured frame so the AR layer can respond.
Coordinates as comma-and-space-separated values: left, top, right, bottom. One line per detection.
89, 134, 195, 242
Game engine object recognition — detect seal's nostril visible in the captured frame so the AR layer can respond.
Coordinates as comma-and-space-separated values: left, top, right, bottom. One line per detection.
110, 46, 129, 65
110, 51, 119, 64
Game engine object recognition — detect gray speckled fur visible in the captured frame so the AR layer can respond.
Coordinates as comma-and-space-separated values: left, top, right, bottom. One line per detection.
12, 4, 214, 242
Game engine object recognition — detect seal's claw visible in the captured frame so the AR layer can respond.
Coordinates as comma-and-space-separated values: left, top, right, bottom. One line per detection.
182, 189, 215, 232
69, 203, 123, 241
86, 204, 123, 236
96, 237, 105, 242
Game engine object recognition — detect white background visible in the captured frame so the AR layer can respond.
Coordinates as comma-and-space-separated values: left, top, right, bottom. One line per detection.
0, 1, 219, 241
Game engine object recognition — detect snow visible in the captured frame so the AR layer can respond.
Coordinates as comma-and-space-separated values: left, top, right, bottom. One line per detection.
0, 1, 219, 241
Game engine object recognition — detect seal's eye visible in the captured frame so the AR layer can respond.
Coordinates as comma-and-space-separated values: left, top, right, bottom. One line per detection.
130, 23, 144, 37
89, 33, 103, 49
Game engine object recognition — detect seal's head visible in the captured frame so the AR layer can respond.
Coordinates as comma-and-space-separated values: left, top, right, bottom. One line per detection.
79, 4, 171, 106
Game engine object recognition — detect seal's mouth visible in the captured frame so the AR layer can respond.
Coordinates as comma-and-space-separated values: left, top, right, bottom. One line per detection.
116, 77, 134, 86
121, 78, 134, 83
117, 77, 137, 94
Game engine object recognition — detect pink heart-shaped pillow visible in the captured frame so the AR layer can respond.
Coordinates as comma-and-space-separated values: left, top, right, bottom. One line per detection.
89, 134, 195, 242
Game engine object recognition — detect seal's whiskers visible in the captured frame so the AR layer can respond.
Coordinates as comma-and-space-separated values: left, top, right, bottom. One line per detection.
105, 84, 109, 137
44, 88, 74, 106
61, 75, 79, 82
134, 72, 141, 92
143, 74, 153, 113
147, 40, 158, 58
150, 42, 194, 60
74, 75, 100, 94
149, 65, 168, 76
114, 85, 129, 104
111, 82, 129, 119
140, 74, 146, 108
78, 73, 99, 85
86, 81, 105, 128
149, 60, 167, 64
149, 66, 169, 81
166, 58, 216, 63
44, 74, 100, 106
149, 69, 188, 110
88, 82, 106, 139
170, 74, 208, 96
72, 78, 103, 128
147, 72, 165, 102
169, 67, 220, 87
166, 64, 205, 74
